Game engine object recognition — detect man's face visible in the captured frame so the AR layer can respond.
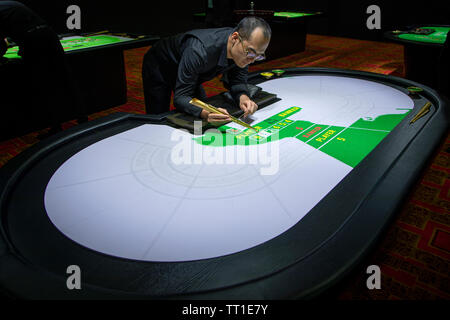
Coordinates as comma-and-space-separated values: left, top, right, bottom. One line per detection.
230, 28, 270, 68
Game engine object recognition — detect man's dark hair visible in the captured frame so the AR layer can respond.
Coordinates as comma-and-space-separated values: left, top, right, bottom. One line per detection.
236, 16, 271, 41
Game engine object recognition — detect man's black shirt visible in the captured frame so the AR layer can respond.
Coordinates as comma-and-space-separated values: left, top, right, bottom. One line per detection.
146, 27, 250, 117
0, 1, 46, 43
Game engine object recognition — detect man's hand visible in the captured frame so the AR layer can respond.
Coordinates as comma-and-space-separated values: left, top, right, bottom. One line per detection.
201, 108, 231, 125
239, 95, 258, 117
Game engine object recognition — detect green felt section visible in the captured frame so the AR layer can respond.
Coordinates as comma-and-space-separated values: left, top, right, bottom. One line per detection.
398, 26, 449, 44
193, 107, 410, 168
192, 11, 316, 19
319, 127, 389, 167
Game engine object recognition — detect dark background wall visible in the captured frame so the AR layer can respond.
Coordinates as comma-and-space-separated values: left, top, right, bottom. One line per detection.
16, 0, 450, 40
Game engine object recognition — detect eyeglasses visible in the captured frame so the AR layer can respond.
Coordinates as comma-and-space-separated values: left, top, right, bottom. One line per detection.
238, 35, 266, 61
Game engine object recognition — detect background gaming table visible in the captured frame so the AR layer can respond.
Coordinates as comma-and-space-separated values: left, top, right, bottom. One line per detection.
0, 32, 160, 140
384, 25, 450, 94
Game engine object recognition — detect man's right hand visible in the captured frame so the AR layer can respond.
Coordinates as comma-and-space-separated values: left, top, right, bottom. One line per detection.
201, 108, 231, 124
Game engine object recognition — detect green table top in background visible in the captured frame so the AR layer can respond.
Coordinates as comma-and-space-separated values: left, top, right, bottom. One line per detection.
398, 26, 449, 44
3, 35, 133, 59
274, 12, 316, 18
193, 11, 318, 19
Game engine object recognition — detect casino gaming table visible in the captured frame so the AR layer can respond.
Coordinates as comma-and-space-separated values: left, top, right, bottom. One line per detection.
384, 25, 450, 91
0, 32, 160, 140
0, 68, 448, 299
3, 33, 160, 59
266, 11, 323, 60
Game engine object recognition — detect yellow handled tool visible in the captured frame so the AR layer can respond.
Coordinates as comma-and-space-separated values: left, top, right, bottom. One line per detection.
190, 98, 258, 132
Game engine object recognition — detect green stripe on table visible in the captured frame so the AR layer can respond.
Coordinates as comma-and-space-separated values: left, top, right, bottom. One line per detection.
295, 124, 329, 143
350, 112, 410, 131
307, 126, 346, 149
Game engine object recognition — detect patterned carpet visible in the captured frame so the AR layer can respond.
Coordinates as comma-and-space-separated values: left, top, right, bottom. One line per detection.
0, 34, 448, 299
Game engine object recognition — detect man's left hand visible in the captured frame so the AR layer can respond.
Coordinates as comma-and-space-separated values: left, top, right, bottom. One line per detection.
239, 95, 258, 118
